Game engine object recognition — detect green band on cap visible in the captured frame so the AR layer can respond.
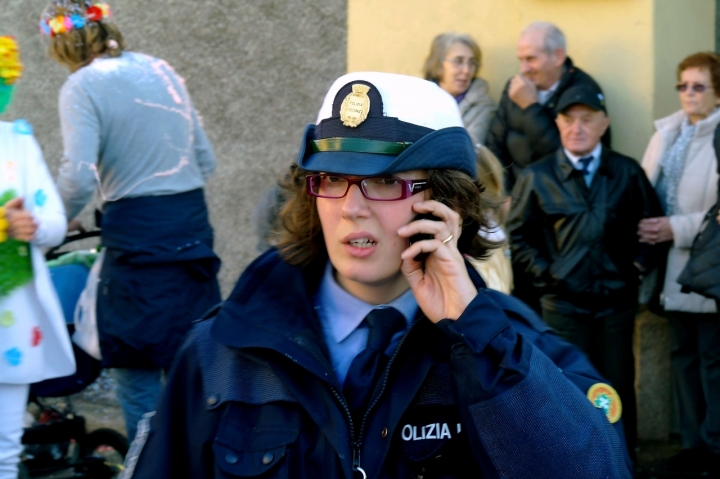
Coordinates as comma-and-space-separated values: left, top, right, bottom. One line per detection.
311, 137, 412, 155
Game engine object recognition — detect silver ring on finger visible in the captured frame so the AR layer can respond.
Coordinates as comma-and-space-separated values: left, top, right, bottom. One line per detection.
442, 234, 453, 244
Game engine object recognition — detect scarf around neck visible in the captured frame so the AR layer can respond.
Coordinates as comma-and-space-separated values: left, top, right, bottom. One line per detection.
658, 116, 697, 215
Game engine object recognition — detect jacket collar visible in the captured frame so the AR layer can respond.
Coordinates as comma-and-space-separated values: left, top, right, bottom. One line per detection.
654, 106, 720, 139
544, 57, 577, 111
212, 249, 487, 375
554, 144, 614, 181
459, 78, 490, 108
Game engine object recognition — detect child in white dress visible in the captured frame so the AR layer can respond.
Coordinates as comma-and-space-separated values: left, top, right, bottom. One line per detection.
0, 35, 75, 479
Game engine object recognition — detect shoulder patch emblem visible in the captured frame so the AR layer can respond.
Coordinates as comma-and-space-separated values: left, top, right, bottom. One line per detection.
587, 383, 622, 423
340, 84, 370, 128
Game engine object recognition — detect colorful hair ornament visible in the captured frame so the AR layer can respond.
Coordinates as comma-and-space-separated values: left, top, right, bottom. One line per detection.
40, 2, 112, 37
70, 13, 86, 29
0, 36, 23, 86
86, 5, 103, 22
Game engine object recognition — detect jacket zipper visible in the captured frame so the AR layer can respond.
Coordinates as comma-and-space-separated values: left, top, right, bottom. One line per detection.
293, 319, 420, 478
354, 319, 419, 478
292, 336, 359, 476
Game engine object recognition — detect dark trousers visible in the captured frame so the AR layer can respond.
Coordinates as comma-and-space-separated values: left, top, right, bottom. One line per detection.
665, 309, 720, 453
542, 307, 637, 457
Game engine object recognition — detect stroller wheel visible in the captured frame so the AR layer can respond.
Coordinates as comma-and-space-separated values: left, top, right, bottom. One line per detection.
78, 428, 128, 478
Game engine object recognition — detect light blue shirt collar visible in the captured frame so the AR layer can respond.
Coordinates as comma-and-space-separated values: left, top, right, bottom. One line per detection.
315, 261, 418, 384
563, 143, 602, 186
318, 261, 417, 343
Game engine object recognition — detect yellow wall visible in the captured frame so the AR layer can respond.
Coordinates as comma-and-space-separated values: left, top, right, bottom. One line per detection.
348, 0, 715, 161
653, 1, 717, 120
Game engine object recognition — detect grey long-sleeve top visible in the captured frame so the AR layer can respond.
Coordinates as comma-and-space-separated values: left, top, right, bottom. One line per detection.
56, 52, 216, 220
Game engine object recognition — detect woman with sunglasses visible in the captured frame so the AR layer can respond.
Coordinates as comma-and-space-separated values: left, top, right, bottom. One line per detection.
125, 72, 631, 479
638, 52, 720, 475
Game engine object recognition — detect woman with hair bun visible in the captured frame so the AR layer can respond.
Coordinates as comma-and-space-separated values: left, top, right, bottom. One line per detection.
423, 32, 497, 145
40, 0, 221, 442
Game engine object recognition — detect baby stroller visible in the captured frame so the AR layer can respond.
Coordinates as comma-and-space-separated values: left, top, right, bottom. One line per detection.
20, 231, 128, 479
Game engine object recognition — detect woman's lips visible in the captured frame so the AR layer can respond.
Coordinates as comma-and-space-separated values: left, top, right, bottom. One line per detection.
343, 234, 378, 258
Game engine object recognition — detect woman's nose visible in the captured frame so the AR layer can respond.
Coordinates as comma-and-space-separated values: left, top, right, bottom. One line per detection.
341, 184, 370, 217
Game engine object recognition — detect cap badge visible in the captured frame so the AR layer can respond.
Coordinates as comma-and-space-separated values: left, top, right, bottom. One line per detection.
340, 84, 370, 128
587, 383, 622, 423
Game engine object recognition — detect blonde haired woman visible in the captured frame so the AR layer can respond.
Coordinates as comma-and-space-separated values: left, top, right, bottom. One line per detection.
467, 145, 513, 293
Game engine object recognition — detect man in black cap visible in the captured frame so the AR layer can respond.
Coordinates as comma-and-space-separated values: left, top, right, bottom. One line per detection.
486, 22, 610, 314
507, 85, 663, 458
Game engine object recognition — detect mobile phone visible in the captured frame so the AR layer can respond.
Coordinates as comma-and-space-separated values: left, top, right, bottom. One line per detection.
409, 212, 442, 263
409, 212, 441, 245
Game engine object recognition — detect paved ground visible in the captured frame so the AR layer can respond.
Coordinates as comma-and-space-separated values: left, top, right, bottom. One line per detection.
69, 370, 126, 435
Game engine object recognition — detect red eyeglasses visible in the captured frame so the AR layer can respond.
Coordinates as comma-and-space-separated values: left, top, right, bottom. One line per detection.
305, 174, 430, 201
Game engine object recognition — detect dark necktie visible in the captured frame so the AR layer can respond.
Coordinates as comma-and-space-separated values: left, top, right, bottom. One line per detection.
343, 307, 405, 423
579, 156, 593, 176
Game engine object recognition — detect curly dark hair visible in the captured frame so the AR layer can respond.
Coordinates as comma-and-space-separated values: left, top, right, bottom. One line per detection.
272, 163, 499, 267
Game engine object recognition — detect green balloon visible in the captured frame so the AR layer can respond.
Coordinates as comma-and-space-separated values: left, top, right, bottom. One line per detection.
0, 85, 15, 115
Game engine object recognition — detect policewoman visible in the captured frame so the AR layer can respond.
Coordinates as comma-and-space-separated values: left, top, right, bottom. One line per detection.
125, 73, 632, 479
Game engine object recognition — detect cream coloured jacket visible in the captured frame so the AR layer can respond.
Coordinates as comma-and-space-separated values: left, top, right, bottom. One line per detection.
641, 109, 720, 313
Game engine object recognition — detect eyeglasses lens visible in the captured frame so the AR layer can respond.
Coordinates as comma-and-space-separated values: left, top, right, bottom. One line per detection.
363, 177, 404, 200
676, 83, 709, 93
448, 57, 479, 69
311, 176, 405, 200
314, 176, 348, 197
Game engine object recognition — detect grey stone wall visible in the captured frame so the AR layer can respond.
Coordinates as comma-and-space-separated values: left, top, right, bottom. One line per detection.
1, 0, 347, 294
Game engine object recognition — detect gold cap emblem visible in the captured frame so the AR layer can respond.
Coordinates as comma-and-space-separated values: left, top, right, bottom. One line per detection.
340, 84, 371, 128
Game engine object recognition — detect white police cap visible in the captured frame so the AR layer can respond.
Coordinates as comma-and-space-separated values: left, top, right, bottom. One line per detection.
297, 72, 476, 177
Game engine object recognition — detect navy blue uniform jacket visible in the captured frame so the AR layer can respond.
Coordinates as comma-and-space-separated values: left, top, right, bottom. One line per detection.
124, 250, 632, 479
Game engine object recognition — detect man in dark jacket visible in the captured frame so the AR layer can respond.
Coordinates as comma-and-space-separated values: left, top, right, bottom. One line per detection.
123, 72, 632, 479
507, 85, 663, 459
486, 21, 609, 190
486, 22, 609, 313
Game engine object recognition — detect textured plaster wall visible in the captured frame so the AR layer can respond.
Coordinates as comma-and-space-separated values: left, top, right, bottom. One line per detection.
0, 0, 347, 295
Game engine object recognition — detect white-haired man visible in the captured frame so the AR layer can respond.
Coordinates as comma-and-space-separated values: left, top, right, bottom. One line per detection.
486, 21, 609, 191
487, 22, 610, 313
